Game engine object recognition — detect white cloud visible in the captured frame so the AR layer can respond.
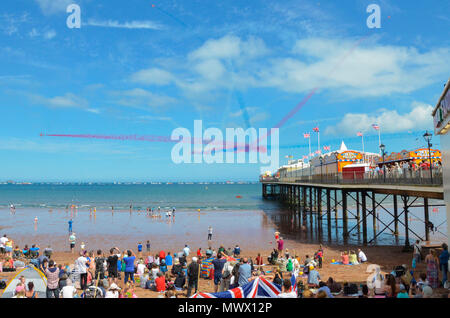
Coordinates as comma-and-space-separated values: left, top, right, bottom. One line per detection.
324, 102, 434, 136
29, 92, 100, 114
43, 29, 56, 39
130, 68, 174, 85
260, 38, 450, 97
35, 0, 72, 15
114, 88, 177, 109
130, 35, 450, 102
84, 20, 164, 30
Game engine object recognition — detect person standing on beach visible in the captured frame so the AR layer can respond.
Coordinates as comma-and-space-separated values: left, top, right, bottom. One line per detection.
107, 247, 120, 285
68, 219, 73, 233
146, 240, 151, 253
123, 250, 136, 284
212, 253, 227, 293
413, 240, 422, 265
75, 252, 89, 291
137, 242, 143, 259
45, 260, 60, 298
277, 237, 284, 256
69, 233, 76, 254
0, 234, 8, 255
208, 226, 213, 241
186, 257, 199, 297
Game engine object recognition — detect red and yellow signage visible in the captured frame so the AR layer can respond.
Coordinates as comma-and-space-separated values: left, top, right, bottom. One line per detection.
409, 148, 441, 164
377, 148, 441, 164
336, 151, 363, 172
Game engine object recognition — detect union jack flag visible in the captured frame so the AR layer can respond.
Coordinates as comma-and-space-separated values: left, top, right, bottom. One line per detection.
190, 277, 281, 298
303, 133, 310, 138
313, 127, 319, 132
323, 146, 330, 151
357, 132, 363, 137
372, 124, 380, 130
302, 155, 308, 160
315, 150, 321, 154
289, 272, 298, 295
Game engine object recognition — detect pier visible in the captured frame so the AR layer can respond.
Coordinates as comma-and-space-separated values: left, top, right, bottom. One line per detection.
261, 174, 444, 249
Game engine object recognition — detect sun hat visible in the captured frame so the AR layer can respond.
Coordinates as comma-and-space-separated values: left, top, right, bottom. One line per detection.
109, 283, 121, 291
192, 257, 197, 263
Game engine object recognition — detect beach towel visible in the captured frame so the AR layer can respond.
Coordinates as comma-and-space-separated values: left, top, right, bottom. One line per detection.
200, 258, 214, 279
331, 262, 358, 265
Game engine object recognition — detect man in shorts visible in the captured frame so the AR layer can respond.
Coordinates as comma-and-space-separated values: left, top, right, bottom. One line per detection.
69, 233, 76, 253
211, 253, 226, 293
208, 226, 213, 241
107, 247, 120, 285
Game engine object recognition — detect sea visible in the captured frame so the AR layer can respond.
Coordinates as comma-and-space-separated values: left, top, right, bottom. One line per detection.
0, 183, 447, 251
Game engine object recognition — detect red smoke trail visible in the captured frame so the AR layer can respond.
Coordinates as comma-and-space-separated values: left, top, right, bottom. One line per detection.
42, 133, 267, 153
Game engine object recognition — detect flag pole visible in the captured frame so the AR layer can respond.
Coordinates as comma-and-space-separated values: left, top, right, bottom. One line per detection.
318, 130, 321, 154
378, 128, 381, 154
308, 136, 312, 163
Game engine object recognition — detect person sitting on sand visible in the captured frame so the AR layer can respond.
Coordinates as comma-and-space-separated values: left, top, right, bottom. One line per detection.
384, 274, 399, 298
105, 283, 121, 298
307, 265, 321, 288
155, 272, 166, 292
358, 248, 367, 263
349, 251, 359, 265
171, 259, 182, 277
174, 270, 186, 291
255, 253, 263, 266
272, 269, 283, 286
318, 281, 333, 298
278, 279, 297, 298
25, 281, 38, 298
268, 249, 278, 265
159, 259, 168, 273
341, 251, 349, 265
286, 258, 293, 272
327, 277, 342, 294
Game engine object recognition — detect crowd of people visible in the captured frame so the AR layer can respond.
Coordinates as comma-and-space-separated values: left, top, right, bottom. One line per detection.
0, 231, 449, 298
371, 160, 442, 179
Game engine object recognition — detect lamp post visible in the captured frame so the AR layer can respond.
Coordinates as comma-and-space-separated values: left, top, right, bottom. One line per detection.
320, 156, 324, 182
423, 131, 433, 184
380, 144, 386, 183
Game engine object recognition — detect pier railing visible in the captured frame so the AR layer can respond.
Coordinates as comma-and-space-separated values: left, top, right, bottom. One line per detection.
261, 168, 443, 186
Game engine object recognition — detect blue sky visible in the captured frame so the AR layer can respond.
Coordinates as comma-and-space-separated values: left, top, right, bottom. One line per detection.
0, 0, 449, 182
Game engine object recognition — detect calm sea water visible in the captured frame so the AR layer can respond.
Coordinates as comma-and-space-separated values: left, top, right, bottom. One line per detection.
0, 183, 267, 211
0, 184, 446, 250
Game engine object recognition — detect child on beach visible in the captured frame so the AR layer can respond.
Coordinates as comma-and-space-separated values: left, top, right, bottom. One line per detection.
341, 251, 349, 265
80, 242, 86, 253
349, 251, 359, 265
137, 242, 143, 258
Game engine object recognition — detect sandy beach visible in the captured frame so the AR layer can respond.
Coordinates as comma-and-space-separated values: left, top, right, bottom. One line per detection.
1, 237, 448, 298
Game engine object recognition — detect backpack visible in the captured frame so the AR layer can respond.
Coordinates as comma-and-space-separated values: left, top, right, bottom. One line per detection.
222, 266, 231, 279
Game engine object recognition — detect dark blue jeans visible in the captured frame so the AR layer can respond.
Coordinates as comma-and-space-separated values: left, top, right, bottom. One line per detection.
46, 287, 59, 298
441, 263, 448, 285
124, 271, 135, 283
